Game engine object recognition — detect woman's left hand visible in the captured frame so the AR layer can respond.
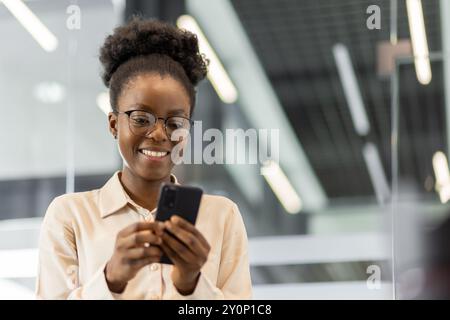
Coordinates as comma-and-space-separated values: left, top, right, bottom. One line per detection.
160, 215, 211, 295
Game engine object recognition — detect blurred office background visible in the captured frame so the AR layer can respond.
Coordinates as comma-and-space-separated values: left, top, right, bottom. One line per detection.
1, 0, 450, 299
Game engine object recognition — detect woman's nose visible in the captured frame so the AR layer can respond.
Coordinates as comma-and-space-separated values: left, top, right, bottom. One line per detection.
148, 119, 168, 140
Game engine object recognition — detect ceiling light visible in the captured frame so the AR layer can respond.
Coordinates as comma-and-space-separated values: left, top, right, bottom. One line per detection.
261, 160, 302, 214
362, 142, 391, 204
432, 151, 450, 203
333, 44, 371, 136
177, 15, 238, 104
2, 0, 58, 52
33, 81, 66, 104
96, 91, 111, 115
406, 0, 432, 85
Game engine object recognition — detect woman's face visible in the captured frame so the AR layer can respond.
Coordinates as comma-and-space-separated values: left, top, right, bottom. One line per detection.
109, 73, 191, 181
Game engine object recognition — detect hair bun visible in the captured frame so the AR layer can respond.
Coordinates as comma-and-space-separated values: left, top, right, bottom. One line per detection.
99, 16, 208, 88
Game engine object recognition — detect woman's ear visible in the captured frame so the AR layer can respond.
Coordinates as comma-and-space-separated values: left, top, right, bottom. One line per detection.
108, 112, 118, 139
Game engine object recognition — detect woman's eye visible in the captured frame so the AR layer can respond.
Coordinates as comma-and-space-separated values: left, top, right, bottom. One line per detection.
132, 117, 150, 126
167, 121, 183, 129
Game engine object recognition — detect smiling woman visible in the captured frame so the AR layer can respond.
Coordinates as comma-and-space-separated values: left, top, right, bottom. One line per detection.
35, 16, 252, 300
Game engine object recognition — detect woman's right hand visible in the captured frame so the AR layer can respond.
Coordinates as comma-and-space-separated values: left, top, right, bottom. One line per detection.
105, 221, 165, 293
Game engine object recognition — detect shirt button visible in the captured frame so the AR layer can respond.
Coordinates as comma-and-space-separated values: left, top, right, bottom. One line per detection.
138, 210, 150, 221
150, 263, 159, 271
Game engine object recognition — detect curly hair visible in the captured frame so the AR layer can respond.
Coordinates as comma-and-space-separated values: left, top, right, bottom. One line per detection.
99, 16, 208, 114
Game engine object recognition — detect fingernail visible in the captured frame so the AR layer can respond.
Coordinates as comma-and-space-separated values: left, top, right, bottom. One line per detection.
171, 216, 178, 223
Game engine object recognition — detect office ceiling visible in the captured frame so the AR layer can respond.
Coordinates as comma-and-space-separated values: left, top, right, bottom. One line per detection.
231, 0, 444, 201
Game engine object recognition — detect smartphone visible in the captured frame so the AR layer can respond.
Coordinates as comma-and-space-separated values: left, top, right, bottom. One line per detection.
155, 183, 203, 264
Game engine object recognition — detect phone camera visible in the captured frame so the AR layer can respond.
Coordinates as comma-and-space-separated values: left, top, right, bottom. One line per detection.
164, 187, 177, 209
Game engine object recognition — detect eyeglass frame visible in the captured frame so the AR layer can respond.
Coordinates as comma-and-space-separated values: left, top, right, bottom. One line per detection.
113, 109, 193, 139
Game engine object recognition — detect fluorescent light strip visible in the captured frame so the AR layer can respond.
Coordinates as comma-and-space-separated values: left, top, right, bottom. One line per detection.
438, 183, 450, 203
261, 160, 302, 214
406, 0, 432, 85
432, 151, 449, 185
332, 44, 370, 136
177, 15, 238, 104
432, 151, 450, 203
2, 0, 58, 52
362, 142, 390, 204
96, 91, 111, 115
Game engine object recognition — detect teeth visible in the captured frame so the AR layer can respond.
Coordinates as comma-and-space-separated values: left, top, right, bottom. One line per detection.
141, 149, 168, 157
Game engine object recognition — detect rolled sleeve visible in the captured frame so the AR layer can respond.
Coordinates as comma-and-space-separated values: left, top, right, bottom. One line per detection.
69, 262, 116, 300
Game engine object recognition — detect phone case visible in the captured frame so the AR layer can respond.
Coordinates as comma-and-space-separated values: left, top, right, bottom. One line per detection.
155, 183, 203, 264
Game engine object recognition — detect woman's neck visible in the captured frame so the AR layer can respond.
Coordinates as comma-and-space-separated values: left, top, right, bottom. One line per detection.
119, 167, 171, 212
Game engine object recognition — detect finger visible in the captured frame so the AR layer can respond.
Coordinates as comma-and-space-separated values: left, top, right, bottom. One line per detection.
160, 241, 185, 266
162, 231, 197, 263
120, 230, 162, 249
125, 246, 162, 260
128, 256, 160, 269
170, 216, 210, 250
119, 221, 157, 237
165, 221, 206, 255
147, 221, 166, 236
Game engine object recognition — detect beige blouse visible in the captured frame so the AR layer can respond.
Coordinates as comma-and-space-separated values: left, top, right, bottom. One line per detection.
36, 171, 252, 300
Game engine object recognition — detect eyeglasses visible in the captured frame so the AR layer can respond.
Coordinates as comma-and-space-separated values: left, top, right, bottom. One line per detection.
115, 109, 192, 140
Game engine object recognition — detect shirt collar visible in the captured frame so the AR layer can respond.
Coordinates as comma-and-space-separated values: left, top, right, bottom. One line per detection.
99, 171, 179, 218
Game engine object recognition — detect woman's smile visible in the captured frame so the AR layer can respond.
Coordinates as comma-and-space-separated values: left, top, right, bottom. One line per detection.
138, 147, 171, 164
